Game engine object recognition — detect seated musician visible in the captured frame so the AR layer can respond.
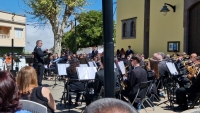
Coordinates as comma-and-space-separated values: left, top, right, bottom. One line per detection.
65, 58, 85, 106
175, 72, 200, 110
155, 53, 170, 96
47, 54, 56, 75
121, 55, 148, 106
84, 56, 119, 106
190, 53, 197, 63
66, 55, 72, 64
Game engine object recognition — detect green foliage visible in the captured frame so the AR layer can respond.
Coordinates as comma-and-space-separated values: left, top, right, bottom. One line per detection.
23, 0, 86, 23
23, 0, 87, 55
62, 10, 116, 53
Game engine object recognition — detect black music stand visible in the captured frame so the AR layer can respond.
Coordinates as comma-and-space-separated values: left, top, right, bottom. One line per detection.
157, 62, 179, 108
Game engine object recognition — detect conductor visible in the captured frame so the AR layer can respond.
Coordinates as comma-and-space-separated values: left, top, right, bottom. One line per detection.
33, 40, 50, 86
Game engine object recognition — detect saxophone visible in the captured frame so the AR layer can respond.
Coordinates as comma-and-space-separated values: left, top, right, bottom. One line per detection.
121, 65, 129, 89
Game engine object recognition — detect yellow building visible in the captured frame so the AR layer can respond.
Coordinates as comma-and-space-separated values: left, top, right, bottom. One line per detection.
116, 0, 200, 57
0, 11, 26, 54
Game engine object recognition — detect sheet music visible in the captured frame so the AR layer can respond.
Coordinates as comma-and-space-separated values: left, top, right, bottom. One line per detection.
118, 61, 125, 74
76, 67, 97, 80
80, 64, 88, 67
87, 67, 97, 79
76, 67, 89, 79
88, 62, 95, 67
166, 62, 178, 75
57, 64, 70, 75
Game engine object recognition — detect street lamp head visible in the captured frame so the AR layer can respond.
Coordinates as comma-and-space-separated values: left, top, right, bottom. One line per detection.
160, 5, 170, 12
160, 3, 176, 13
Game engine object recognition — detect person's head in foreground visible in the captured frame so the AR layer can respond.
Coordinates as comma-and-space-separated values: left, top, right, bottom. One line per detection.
83, 98, 138, 113
16, 66, 38, 94
0, 71, 21, 112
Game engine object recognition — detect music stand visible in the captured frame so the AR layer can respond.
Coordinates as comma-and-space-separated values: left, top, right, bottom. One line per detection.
157, 62, 179, 108
56, 63, 69, 106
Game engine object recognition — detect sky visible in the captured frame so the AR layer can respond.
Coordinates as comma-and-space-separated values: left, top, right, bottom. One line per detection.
0, 0, 117, 53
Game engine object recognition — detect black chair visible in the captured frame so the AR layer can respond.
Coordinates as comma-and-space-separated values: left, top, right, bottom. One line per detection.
131, 81, 155, 113
189, 92, 200, 109
98, 86, 121, 99
66, 79, 86, 112
149, 79, 161, 102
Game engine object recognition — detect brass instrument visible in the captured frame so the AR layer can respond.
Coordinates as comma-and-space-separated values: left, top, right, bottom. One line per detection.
142, 58, 150, 70
186, 62, 200, 81
121, 65, 130, 89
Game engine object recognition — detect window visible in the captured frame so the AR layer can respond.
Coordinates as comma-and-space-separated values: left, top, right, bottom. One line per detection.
15, 28, 23, 38
122, 17, 137, 39
130, 21, 136, 37
122, 23, 127, 37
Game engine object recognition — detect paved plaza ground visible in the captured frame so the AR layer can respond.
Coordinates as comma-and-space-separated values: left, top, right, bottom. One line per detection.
43, 80, 199, 113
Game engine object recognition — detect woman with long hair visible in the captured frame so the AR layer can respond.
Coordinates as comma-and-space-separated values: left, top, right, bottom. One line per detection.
16, 66, 56, 113
0, 71, 29, 113
65, 58, 85, 106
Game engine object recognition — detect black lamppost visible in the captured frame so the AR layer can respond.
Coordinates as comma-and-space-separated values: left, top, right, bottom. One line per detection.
73, 13, 78, 54
102, 0, 114, 97
75, 17, 77, 53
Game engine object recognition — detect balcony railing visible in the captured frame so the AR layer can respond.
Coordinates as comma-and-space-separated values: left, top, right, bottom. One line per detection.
0, 34, 10, 38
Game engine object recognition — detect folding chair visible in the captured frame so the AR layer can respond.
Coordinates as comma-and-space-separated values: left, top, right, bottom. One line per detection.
149, 80, 160, 102
131, 81, 155, 113
19, 100, 47, 113
189, 92, 200, 109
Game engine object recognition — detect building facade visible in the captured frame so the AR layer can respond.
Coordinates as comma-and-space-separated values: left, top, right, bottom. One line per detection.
0, 11, 26, 55
116, 0, 200, 57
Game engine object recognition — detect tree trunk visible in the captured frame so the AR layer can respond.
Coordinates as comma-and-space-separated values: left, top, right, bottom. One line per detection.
54, 35, 62, 57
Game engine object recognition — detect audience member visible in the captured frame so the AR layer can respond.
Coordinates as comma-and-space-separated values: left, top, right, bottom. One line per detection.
0, 71, 30, 113
83, 98, 138, 113
2, 53, 7, 62
16, 66, 56, 113
5, 53, 13, 72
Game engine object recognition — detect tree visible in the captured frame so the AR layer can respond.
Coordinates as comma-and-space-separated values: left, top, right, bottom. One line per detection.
23, 0, 87, 56
62, 10, 116, 53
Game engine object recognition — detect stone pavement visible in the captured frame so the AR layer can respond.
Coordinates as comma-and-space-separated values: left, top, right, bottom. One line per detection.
43, 80, 199, 113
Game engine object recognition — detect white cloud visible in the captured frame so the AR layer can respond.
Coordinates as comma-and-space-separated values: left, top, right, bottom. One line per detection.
25, 24, 54, 53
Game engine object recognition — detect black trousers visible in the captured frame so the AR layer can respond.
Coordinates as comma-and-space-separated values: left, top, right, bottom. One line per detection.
176, 87, 188, 106
36, 63, 44, 86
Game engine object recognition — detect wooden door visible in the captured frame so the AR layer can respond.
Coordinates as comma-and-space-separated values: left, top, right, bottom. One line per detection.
189, 2, 200, 55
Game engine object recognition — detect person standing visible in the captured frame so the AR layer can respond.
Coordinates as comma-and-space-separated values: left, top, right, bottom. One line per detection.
91, 46, 98, 59
33, 40, 50, 86
125, 46, 134, 57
